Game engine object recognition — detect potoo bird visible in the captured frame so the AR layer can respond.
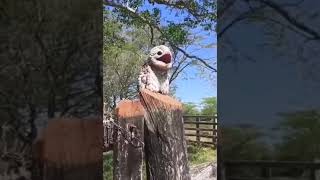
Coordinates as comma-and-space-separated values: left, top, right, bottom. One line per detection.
138, 45, 173, 95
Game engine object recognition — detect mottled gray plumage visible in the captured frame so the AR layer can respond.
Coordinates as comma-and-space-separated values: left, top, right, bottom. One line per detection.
138, 45, 173, 94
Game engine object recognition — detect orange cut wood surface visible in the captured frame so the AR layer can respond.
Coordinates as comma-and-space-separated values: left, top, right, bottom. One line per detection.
139, 89, 182, 110
33, 117, 103, 166
116, 99, 145, 119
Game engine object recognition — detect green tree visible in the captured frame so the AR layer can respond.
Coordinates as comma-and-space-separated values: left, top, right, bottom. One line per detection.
1, 0, 101, 177
103, 13, 146, 109
275, 110, 320, 161
220, 126, 271, 177
182, 102, 200, 115
201, 97, 217, 115
221, 126, 270, 161
104, 0, 217, 76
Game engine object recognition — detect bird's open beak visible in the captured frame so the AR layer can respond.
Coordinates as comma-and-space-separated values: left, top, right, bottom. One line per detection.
157, 53, 171, 64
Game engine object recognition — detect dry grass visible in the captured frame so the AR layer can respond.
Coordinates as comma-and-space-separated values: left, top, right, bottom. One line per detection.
187, 145, 217, 166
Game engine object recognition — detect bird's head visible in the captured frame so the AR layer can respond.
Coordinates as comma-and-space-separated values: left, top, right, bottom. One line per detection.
148, 45, 173, 71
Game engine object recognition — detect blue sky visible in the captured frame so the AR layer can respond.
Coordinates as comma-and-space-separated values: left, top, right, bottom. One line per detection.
141, 2, 217, 107
218, 1, 320, 147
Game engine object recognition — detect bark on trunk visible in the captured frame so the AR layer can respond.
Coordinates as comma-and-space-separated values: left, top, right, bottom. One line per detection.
139, 89, 191, 180
113, 100, 145, 180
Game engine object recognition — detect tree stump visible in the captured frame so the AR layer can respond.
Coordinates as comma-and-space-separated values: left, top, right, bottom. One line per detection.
139, 89, 191, 180
113, 100, 145, 180
32, 117, 103, 180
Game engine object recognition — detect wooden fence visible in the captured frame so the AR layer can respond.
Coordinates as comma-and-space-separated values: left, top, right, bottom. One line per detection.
223, 160, 320, 180
183, 115, 218, 148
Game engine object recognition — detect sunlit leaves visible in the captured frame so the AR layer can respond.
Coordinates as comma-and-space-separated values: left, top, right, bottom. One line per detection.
105, 0, 217, 44
201, 97, 217, 115
182, 97, 217, 115
162, 23, 188, 45
276, 110, 320, 161
182, 102, 200, 115
103, 16, 151, 108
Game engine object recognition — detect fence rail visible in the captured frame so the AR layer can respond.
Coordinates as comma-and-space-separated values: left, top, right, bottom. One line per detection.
183, 115, 218, 148
223, 160, 320, 180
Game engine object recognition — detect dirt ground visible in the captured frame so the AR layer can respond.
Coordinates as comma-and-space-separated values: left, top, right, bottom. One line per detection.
190, 162, 217, 180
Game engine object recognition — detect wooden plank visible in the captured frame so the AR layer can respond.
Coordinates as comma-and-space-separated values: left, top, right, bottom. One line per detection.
227, 177, 270, 180
224, 160, 320, 168
113, 100, 144, 180
185, 134, 214, 138
187, 118, 214, 122
183, 115, 217, 118
187, 140, 214, 145
140, 89, 191, 180
184, 121, 217, 125
224, 160, 320, 180
184, 127, 217, 132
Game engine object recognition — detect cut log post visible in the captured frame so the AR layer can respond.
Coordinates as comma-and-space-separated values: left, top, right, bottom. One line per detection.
139, 89, 191, 180
32, 117, 103, 180
113, 99, 145, 180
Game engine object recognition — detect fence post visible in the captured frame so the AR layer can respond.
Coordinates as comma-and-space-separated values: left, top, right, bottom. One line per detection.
196, 117, 200, 145
313, 159, 320, 180
213, 115, 217, 148
311, 168, 316, 180
261, 166, 272, 178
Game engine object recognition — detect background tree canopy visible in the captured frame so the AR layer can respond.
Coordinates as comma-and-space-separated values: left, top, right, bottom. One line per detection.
103, 0, 217, 110
0, 0, 102, 176
275, 110, 320, 161
182, 97, 217, 115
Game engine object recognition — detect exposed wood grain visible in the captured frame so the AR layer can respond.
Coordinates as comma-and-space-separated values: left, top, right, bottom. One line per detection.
32, 117, 103, 180
114, 100, 144, 180
116, 99, 145, 119
139, 89, 191, 180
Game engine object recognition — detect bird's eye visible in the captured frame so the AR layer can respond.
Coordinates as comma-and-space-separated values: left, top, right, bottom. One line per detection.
157, 51, 162, 55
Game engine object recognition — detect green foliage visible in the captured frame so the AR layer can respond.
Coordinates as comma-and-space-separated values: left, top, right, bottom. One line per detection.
108, 0, 216, 32
103, 12, 150, 109
105, 0, 217, 72
183, 102, 200, 115
1, 0, 101, 176
103, 152, 113, 180
162, 23, 188, 45
201, 97, 217, 115
220, 126, 270, 161
275, 110, 320, 161
187, 145, 216, 165
1, 0, 101, 146
183, 96, 217, 116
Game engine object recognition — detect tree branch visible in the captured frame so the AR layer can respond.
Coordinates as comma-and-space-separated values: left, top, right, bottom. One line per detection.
148, 0, 212, 19
104, 1, 216, 72
218, 0, 320, 40
170, 62, 192, 83
259, 0, 320, 40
